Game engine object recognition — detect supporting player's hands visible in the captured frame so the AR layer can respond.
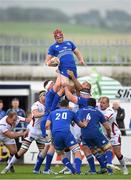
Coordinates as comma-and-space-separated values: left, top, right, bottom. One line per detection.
83, 119, 89, 127
67, 70, 75, 80
62, 82, 68, 88
78, 119, 89, 128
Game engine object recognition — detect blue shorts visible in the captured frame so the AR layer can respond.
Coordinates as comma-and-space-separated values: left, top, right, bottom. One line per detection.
53, 131, 77, 151
59, 67, 77, 78
82, 130, 109, 149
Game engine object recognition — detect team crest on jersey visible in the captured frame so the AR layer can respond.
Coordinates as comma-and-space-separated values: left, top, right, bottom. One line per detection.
70, 141, 74, 144
102, 140, 106, 144
55, 45, 59, 48
67, 42, 71, 46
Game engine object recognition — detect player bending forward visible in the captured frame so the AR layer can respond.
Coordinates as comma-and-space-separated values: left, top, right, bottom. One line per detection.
99, 96, 128, 175
78, 98, 121, 173
1, 91, 50, 174
46, 99, 88, 174
0, 111, 31, 174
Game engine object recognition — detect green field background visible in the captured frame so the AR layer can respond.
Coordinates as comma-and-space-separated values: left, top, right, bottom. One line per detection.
0, 22, 131, 43
0, 22, 130, 63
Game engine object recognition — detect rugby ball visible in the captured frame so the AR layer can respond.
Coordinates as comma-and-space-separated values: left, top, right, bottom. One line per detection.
48, 57, 60, 67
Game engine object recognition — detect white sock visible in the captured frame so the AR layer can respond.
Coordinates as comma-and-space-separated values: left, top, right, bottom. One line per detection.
6, 155, 18, 170
7, 155, 13, 164
119, 156, 126, 168
66, 151, 71, 160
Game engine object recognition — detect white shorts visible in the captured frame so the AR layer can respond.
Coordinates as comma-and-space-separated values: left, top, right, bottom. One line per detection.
24, 132, 51, 145
70, 124, 81, 144
0, 137, 16, 145
110, 134, 121, 146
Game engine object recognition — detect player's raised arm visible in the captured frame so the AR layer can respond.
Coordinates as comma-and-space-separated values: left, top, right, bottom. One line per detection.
64, 86, 78, 104
73, 48, 85, 65
67, 70, 83, 91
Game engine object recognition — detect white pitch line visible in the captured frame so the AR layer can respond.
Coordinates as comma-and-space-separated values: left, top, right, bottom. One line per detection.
54, 175, 65, 178
0, 179, 129, 180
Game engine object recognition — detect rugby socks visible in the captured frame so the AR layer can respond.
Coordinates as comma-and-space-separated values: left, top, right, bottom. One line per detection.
118, 155, 126, 168
105, 150, 113, 165
103, 152, 113, 174
6, 154, 19, 170
62, 157, 76, 174
74, 158, 82, 174
65, 151, 71, 161
34, 152, 46, 172
94, 152, 106, 169
7, 154, 13, 164
44, 153, 54, 172
86, 154, 96, 172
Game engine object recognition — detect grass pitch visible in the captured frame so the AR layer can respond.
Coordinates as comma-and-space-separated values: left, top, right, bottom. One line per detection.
0, 164, 131, 180
0, 22, 131, 43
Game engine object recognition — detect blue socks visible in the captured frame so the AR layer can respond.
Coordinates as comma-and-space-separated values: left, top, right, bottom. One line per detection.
86, 154, 96, 172
105, 150, 113, 165
74, 158, 82, 174
62, 157, 76, 174
34, 153, 45, 172
94, 152, 106, 169
44, 153, 54, 171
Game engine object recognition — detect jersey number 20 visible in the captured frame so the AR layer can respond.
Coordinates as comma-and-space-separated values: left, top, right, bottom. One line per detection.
55, 112, 67, 120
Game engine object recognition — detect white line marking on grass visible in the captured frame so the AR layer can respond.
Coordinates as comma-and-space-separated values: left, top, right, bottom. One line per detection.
55, 175, 64, 178
0, 179, 130, 180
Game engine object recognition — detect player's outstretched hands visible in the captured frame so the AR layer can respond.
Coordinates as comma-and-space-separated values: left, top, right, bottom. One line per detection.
62, 82, 68, 88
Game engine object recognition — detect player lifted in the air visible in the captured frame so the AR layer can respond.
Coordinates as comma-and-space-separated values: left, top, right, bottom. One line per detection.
45, 29, 85, 86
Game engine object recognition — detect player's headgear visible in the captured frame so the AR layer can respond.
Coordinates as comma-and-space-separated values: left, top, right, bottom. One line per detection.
43, 80, 54, 91
53, 29, 63, 39
80, 88, 91, 96
38, 90, 46, 98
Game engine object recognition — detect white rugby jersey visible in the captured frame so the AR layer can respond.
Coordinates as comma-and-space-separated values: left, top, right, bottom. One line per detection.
99, 106, 121, 136
30, 101, 45, 133
69, 101, 81, 141
0, 115, 25, 139
69, 101, 79, 113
